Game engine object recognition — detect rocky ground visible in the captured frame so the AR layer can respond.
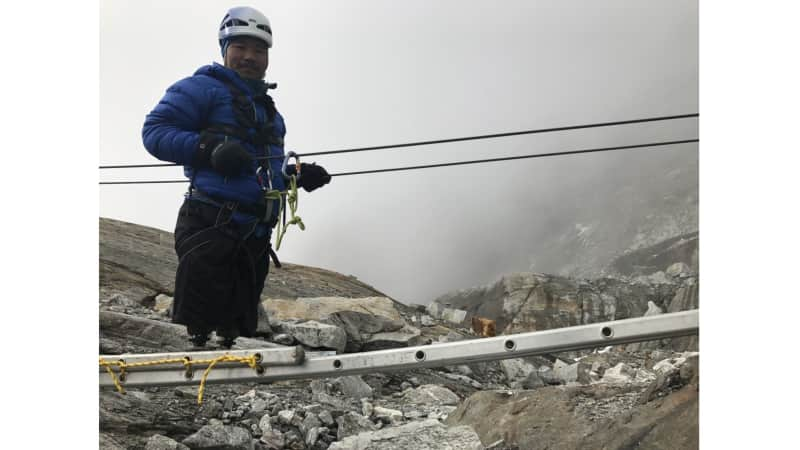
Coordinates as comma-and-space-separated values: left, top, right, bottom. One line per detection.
99, 218, 699, 449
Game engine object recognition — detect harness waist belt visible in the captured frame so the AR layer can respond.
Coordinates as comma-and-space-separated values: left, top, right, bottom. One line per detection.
190, 190, 270, 221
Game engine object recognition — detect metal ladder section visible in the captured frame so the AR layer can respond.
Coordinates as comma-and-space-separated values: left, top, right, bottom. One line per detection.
99, 309, 698, 389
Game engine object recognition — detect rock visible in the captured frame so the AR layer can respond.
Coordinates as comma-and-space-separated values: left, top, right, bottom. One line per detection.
403, 385, 460, 406
329, 418, 483, 450
601, 363, 656, 384
272, 333, 295, 345
258, 414, 273, 434
100, 311, 283, 353
310, 379, 328, 395
300, 413, 322, 436
551, 359, 591, 384
259, 428, 284, 450
644, 300, 663, 316
265, 296, 407, 351
361, 399, 374, 418
521, 371, 546, 389
283, 430, 303, 449
332, 375, 374, 400
441, 307, 468, 324
318, 409, 335, 426
277, 410, 295, 425
181, 424, 254, 450
313, 392, 351, 411
431, 272, 680, 335
373, 406, 403, 425
336, 412, 378, 440
437, 331, 469, 343
499, 358, 537, 388
279, 320, 347, 353
255, 302, 273, 336
145, 434, 189, 450
579, 385, 698, 449
305, 426, 328, 447
421, 315, 435, 326
666, 262, 692, 278
445, 388, 604, 449
363, 325, 423, 351
265, 296, 404, 325
538, 367, 563, 385
153, 294, 173, 316
426, 301, 441, 318
325, 310, 406, 351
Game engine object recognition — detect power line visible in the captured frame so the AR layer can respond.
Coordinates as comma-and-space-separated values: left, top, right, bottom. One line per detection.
99, 138, 698, 185
99, 113, 698, 169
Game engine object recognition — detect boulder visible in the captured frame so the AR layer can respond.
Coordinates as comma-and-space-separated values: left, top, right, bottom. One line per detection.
277, 320, 347, 353
441, 307, 468, 324
666, 262, 692, 278
332, 376, 374, 400
153, 294, 173, 316
336, 412, 378, 440
363, 325, 423, 351
499, 358, 537, 388
181, 424, 254, 450
99, 311, 283, 354
644, 300, 663, 316
329, 419, 483, 450
264, 296, 404, 326
402, 385, 460, 406
144, 434, 189, 450
373, 406, 404, 425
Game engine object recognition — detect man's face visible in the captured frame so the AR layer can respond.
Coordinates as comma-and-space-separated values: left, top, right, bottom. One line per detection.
224, 36, 269, 80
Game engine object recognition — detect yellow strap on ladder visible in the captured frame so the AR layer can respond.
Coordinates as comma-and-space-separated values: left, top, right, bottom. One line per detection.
99, 354, 261, 405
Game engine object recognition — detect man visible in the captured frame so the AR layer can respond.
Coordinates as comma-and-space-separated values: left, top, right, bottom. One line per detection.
142, 6, 330, 349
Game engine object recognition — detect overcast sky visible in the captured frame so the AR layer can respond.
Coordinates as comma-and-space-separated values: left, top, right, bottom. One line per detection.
99, 0, 698, 304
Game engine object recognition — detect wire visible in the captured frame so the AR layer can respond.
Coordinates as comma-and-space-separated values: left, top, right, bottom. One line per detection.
99, 113, 698, 169
99, 138, 698, 185
331, 138, 698, 177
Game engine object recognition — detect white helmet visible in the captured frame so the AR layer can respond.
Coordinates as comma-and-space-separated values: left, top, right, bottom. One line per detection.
218, 6, 273, 49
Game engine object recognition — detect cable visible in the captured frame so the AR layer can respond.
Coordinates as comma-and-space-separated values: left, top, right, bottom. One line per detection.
99, 138, 698, 185
330, 138, 698, 177
99, 113, 698, 169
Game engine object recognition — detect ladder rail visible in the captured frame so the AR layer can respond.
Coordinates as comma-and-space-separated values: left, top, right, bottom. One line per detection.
100, 309, 698, 389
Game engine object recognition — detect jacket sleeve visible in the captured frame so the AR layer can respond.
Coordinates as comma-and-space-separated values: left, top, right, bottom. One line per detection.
141, 77, 215, 165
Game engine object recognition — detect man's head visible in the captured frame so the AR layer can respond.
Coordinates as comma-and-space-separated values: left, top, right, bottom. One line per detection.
218, 6, 272, 80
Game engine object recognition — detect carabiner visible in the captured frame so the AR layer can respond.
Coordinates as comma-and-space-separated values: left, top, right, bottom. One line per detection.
282, 151, 301, 181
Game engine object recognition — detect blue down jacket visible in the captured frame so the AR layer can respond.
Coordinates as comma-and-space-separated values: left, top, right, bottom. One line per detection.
142, 63, 287, 219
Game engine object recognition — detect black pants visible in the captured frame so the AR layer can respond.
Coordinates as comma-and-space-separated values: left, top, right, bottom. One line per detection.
172, 199, 270, 339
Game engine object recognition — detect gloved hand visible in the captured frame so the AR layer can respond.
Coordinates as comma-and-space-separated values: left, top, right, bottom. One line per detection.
192, 132, 253, 177
192, 131, 222, 169
291, 162, 331, 192
210, 142, 253, 177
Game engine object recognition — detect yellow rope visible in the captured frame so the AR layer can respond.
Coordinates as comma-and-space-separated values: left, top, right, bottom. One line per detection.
100, 354, 260, 405
274, 175, 305, 251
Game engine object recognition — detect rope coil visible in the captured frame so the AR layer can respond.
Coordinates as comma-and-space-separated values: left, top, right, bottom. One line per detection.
99, 353, 261, 404
274, 174, 304, 251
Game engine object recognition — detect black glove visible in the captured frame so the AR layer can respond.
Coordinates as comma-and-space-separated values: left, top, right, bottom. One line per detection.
293, 162, 331, 192
192, 131, 222, 169
192, 132, 253, 177
210, 142, 253, 177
